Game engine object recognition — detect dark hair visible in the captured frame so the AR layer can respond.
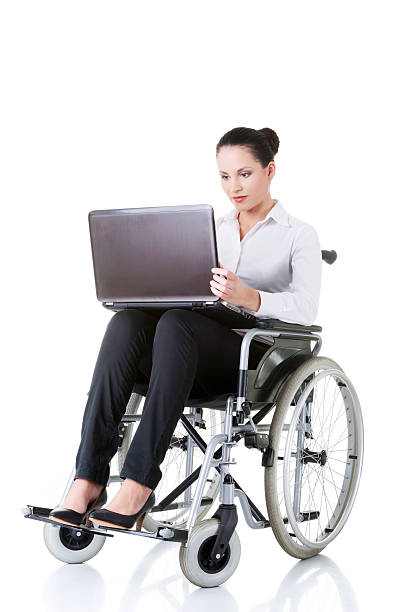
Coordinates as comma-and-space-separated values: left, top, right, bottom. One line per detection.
216, 126, 279, 167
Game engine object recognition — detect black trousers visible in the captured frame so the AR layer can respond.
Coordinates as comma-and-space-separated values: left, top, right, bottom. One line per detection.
74, 308, 270, 490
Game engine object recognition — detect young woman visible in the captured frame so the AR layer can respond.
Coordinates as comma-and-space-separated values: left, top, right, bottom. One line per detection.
49, 126, 322, 531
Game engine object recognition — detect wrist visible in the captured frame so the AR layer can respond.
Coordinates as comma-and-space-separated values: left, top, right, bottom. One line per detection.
246, 289, 261, 312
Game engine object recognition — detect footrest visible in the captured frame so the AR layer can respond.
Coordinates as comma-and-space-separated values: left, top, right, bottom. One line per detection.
22, 505, 114, 537
90, 522, 188, 543
22, 504, 187, 543
22, 505, 50, 517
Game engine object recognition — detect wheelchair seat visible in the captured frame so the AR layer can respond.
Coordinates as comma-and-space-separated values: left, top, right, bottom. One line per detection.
131, 382, 235, 411
131, 318, 322, 411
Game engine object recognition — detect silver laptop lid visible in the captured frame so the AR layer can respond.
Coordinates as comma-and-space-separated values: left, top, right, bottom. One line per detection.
88, 204, 220, 302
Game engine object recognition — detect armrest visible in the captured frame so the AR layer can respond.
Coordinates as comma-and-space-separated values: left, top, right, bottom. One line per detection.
254, 318, 322, 333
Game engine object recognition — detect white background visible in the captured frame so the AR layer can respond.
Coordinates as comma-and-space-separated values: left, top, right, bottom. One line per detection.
2, 1, 407, 610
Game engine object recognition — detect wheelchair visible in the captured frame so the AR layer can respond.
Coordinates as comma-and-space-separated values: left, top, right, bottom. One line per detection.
23, 249, 364, 588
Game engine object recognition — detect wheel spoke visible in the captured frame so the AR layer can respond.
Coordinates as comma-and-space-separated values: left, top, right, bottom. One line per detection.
269, 363, 362, 553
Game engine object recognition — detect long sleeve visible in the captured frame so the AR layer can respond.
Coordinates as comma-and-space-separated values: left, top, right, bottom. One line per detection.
245, 224, 322, 325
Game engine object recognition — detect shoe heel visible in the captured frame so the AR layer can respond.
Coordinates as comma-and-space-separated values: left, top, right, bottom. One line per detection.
84, 503, 105, 527
135, 511, 147, 532
83, 489, 107, 526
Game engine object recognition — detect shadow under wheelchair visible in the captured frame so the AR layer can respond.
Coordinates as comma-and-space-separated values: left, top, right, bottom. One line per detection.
23, 312, 364, 588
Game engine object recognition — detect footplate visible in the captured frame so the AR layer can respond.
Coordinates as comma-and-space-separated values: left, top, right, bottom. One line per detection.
22, 505, 188, 543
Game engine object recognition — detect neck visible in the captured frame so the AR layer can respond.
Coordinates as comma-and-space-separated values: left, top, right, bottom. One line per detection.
237, 196, 277, 224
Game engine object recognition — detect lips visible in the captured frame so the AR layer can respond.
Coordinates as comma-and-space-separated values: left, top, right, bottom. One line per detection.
233, 196, 247, 202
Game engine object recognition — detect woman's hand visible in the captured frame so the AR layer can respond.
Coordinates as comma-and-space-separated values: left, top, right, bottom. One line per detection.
210, 262, 261, 311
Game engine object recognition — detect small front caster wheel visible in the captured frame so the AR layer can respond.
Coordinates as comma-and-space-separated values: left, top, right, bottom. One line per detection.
43, 522, 106, 563
179, 518, 241, 588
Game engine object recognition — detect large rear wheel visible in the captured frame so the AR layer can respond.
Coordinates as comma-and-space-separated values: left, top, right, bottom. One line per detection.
265, 356, 364, 559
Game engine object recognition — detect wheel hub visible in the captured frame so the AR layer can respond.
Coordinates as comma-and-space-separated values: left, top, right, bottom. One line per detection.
197, 535, 231, 574
59, 526, 94, 550
301, 447, 327, 466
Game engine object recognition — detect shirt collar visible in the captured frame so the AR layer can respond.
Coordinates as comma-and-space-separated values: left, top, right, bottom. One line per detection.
222, 199, 291, 227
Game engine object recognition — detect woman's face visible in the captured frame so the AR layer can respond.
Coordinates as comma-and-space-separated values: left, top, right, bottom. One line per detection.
216, 145, 275, 215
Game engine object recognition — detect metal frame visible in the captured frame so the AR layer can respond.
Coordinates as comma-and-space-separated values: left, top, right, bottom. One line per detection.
185, 327, 322, 533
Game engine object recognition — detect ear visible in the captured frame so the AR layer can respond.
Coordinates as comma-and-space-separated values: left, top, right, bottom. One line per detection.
268, 161, 276, 179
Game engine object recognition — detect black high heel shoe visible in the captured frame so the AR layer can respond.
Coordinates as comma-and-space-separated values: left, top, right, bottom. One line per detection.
89, 491, 155, 531
49, 486, 108, 527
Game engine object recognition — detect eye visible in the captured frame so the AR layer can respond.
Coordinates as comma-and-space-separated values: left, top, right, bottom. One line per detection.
220, 173, 250, 180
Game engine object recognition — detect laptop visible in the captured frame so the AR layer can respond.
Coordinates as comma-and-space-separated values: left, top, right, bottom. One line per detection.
88, 204, 258, 328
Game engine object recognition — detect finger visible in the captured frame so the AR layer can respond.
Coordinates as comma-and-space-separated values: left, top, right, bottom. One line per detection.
211, 274, 228, 287
210, 279, 230, 293
210, 285, 227, 298
211, 267, 229, 278
210, 284, 222, 296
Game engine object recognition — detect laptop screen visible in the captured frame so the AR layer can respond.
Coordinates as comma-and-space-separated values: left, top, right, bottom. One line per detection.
88, 204, 220, 303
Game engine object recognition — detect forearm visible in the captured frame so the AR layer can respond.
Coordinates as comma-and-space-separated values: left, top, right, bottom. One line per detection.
248, 289, 319, 324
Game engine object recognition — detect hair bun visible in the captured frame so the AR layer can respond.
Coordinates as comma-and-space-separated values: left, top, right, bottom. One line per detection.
258, 127, 279, 157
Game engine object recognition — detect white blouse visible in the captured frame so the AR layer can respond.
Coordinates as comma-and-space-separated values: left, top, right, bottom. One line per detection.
214, 199, 322, 344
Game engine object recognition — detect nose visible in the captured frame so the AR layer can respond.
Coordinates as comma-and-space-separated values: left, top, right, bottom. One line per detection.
231, 177, 243, 193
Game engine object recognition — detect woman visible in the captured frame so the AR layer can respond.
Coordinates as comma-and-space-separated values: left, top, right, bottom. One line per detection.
49, 126, 322, 531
